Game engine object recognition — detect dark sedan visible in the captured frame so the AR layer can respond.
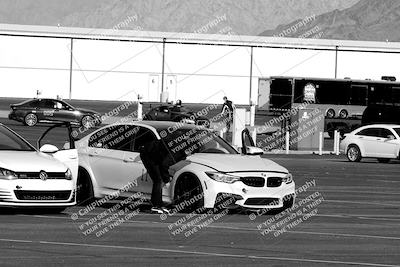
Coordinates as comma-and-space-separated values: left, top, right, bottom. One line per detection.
8, 98, 102, 128
143, 104, 210, 127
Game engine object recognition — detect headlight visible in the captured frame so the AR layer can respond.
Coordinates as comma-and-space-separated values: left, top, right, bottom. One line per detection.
65, 168, 73, 180
206, 172, 240, 184
282, 173, 293, 184
0, 168, 18, 180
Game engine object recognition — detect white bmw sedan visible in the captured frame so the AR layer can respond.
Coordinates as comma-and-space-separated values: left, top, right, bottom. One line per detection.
0, 123, 78, 211
76, 121, 295, 212
340, 124, 400, 163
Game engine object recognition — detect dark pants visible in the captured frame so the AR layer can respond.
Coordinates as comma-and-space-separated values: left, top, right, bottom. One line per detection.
140, 152, 164, 207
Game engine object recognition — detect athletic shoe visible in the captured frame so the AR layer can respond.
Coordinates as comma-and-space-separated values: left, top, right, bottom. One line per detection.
150, 207, 164, 214
160, 207, 171, 214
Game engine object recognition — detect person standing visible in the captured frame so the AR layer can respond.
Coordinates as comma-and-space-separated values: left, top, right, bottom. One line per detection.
221, 96, 235, 132
139, 135, 188, 214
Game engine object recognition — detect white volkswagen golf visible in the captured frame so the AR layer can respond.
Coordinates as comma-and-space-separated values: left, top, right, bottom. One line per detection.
0, 123, 78, 211
76, 121, 295, 212
340, 124, 400, 163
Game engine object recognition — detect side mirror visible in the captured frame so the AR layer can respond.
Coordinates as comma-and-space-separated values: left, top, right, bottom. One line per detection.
245, 146, 264, 156
40, 144, 59, 153
386, 135, 396, 141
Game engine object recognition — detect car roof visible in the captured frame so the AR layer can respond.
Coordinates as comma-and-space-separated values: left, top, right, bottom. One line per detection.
130, 120, 202, 130
79, 120, 209, 142
360, 124, 400, 129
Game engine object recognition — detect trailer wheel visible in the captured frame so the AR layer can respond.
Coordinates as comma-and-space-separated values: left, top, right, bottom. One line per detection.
339, 109, 348, 119
326, 109, 336, 119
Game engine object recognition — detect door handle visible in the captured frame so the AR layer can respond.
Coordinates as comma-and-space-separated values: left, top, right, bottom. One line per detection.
123, 157, 135, 163
89, 151, 99, 157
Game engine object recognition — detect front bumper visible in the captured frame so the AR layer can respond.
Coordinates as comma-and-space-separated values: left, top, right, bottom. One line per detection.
202, 172, 296, 210
0, 179, 76, 208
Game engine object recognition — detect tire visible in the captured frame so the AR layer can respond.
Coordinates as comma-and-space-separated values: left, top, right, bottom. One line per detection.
326, 109, 336, 119
173, 173, 204, 213
377, 158, 390, 163
81, 115, 94, 129
24, 113, 38, 127
339, 109, 348, 119
347, 145, 362, 162
77, 167, 95, 206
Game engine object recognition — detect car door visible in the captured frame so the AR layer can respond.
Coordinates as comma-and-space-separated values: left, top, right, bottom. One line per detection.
87, 125, 140, 192
355, 128, 381, 157
38, 99, 57, 122
37, 124, 78, 181
54, 100, 75, 123
130, 127, 158, 195
372, 128, 399, 158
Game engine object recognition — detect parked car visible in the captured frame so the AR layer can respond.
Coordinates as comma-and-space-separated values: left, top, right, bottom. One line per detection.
362, 104, 400, 125
340, 124, 400, 163
8, 98, 102, 128
76, 121, 295, 212
143, 104, 210, 127
0, 122, 78, 211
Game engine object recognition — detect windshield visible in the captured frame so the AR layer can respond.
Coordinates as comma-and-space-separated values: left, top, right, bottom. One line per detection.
160, 127, 238, 155
0, 125, 35, 151
394, 128, 400, 137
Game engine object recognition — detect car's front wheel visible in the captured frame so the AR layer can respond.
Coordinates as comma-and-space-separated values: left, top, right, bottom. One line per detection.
81, 115, 94, 129
174, 173, 204, 213
24, 113, 38, 127
77, 167, 95, 205
347, 145, 362, 162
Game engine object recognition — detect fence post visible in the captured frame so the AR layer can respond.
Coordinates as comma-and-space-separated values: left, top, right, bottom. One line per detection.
319, 131, 323, 155
335, 130, 340, 155
285, 131, 290, 154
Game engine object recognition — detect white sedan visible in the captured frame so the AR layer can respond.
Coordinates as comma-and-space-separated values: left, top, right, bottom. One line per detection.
340, 124, 400, 163
76, 121, 295, 212
0, 123, 78, 211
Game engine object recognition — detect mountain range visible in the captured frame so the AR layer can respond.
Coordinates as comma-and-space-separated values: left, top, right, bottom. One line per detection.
1, 0, 398, 42
261, 0, 400, 42
0, 0, 357, 36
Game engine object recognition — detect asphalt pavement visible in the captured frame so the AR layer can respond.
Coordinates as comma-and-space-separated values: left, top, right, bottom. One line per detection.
0, 120, 399, 266
0, 101, 398, 267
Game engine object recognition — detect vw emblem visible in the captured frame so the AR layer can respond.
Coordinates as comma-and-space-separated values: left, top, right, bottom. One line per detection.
39, 171, 48, 181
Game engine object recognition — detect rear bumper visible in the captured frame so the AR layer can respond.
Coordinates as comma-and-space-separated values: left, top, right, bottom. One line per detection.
8, 112, 21, 121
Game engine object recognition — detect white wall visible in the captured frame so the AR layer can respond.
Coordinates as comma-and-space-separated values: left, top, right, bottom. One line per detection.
164, 43, 251, 104
1, 34, 400, 105
337, 50, 400, 80
71, 39, 163, 101
0, 36, 70, 98
252, 47, 336, 79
